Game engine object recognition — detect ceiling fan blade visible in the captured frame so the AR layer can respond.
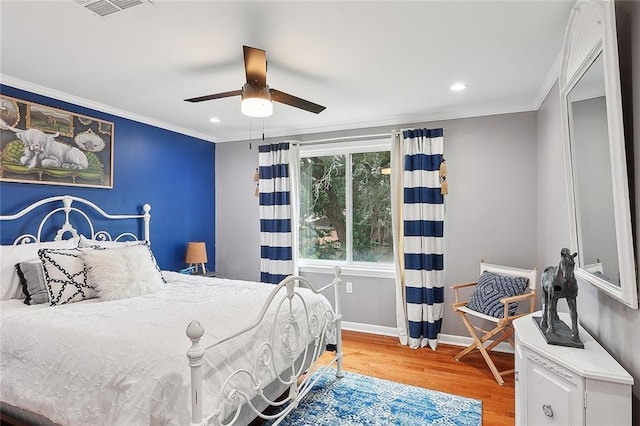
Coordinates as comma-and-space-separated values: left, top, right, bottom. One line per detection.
271, 89, 326, 114
184, 90, 242, 103
243, 46, 267, 86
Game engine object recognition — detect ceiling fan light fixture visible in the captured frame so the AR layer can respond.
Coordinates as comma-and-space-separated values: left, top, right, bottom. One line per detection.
241, 98, 272, 118
241, 84, 273, 118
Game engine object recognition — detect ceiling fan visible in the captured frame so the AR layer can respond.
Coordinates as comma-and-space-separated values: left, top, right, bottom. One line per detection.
184, 46, 326, 118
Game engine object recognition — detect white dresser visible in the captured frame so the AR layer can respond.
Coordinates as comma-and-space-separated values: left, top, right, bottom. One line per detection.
513, 312, 633, 426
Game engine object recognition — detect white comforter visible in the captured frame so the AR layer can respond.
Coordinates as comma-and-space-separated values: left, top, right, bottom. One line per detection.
0, 272, 333, 425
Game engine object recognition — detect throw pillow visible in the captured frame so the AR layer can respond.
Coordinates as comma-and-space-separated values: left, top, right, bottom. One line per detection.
38, 248, 97, 306
0, 239, 78, 301
16, 261, 49, 305
82, 245, 164, 301
466, 271, 529, 318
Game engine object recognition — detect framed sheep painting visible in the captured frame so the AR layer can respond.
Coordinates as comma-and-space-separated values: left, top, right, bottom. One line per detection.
0, 95, 114, 188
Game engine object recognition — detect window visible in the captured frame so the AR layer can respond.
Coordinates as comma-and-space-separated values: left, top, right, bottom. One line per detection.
298, 140, 393, 271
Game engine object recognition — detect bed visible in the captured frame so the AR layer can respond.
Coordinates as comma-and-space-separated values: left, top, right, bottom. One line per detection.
0, 195, 344, 425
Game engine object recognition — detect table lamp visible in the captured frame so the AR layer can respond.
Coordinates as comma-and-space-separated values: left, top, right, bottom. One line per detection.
185, 242, 208, 274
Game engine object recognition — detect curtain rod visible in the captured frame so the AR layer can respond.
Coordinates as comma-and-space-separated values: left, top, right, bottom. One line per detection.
297, 133, 389, 145
296, 128, 446, 146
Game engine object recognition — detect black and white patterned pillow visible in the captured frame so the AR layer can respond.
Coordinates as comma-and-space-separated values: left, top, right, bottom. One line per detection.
466, 271, 528, 318
38, 248, 97, 306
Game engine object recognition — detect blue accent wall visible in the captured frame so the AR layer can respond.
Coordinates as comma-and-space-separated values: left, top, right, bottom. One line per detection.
0, 85, 216, 272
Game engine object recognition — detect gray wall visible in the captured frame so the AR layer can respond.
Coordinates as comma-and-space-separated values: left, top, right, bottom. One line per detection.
536, 81, 572, 278
536, 0, 640, 417
216, 111, 538, 337
215, 141, 260, 282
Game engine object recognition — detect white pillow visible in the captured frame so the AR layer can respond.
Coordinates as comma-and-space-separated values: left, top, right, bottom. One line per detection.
38, 247, 97, 306
81, 245, 164, 301
0, 239, 78, 301
78, 234, 144, 249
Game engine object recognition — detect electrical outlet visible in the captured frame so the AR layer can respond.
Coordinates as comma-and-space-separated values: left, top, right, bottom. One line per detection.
346, 281, 353, 293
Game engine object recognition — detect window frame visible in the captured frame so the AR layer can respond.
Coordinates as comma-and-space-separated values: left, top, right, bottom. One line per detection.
297, 138, 394, 278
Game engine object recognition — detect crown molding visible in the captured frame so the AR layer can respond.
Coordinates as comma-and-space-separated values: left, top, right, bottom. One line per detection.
0, 75, 216, 143
1, 71, 555, 145
533, 50, 562, 109
219, 103, 538, 144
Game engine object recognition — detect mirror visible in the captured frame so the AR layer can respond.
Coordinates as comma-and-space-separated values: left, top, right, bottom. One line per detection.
561, 0, 638, 308
567, 54, 620, 286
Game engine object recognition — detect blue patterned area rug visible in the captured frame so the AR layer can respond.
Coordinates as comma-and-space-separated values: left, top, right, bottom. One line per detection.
269, 370, 482, 425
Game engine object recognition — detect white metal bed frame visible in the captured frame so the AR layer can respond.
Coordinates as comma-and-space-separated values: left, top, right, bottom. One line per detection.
0, 195, 344, 426
187, 269, 344, 426
0, 194, 151, 244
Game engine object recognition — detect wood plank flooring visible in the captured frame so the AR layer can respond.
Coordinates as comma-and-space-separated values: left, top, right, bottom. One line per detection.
322, 330, 516, 425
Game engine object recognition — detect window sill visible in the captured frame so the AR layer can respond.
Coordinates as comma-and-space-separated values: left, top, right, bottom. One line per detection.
298, 263, 395, 279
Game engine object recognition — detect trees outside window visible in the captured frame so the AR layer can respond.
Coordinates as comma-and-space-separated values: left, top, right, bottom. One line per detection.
299, 142, 392, 265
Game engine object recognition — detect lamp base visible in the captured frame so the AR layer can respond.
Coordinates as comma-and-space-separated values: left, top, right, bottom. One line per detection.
189, 263, 207, 274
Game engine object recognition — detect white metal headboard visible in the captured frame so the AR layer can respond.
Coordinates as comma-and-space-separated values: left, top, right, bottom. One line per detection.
0, 195, 151, 245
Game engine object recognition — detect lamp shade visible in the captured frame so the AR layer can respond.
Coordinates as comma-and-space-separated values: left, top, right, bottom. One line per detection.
185, 242, 208, 264
241, 83, 273, 118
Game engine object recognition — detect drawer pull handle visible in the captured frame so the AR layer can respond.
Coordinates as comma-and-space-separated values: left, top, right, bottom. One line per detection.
543, 404, 553, 418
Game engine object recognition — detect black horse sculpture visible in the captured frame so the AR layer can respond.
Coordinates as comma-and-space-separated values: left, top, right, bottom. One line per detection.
540, 248, 580, 343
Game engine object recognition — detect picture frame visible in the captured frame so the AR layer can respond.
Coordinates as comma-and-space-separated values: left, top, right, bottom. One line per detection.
0, 95, 114, 188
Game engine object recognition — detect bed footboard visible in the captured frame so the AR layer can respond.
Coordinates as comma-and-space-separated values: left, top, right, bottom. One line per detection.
187, 267, 343, 426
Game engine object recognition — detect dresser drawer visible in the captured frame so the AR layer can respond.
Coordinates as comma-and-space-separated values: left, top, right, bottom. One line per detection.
525, 351, 584, 425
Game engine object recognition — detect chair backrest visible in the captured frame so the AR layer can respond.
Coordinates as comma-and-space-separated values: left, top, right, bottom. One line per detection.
480, 262, 537, 292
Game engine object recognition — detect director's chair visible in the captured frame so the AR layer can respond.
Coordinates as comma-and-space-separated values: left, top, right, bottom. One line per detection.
451, 261, 537, 385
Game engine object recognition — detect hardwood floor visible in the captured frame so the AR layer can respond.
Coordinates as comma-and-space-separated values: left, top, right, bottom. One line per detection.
323, 330, 516, 425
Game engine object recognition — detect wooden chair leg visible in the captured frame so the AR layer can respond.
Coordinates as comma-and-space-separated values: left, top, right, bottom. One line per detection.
455, 313, 501, 360
477, 341, 505, 385
454, 312, 512, 385
484, 327, 513, 352
454, 313, 483, 360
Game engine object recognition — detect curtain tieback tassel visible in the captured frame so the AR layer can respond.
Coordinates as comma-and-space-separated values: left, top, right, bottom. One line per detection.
441, 177, 448, 195
439, 158, 447, 178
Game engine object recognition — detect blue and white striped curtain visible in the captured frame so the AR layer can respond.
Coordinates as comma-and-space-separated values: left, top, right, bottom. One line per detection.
258, 142, 298, 284
392, 128, 445, 350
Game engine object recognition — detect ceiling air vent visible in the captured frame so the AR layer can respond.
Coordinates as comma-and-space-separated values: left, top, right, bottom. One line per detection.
74, 0, 151, 17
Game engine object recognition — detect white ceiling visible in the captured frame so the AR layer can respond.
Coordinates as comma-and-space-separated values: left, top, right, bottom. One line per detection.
0, 0, 574, 143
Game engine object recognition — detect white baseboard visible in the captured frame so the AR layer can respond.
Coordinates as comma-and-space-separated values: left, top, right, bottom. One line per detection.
341, 321, 514, 354
342, 321, 399, 337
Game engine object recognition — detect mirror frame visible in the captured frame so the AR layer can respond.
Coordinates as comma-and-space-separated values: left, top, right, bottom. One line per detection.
560, 0, 638, 309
